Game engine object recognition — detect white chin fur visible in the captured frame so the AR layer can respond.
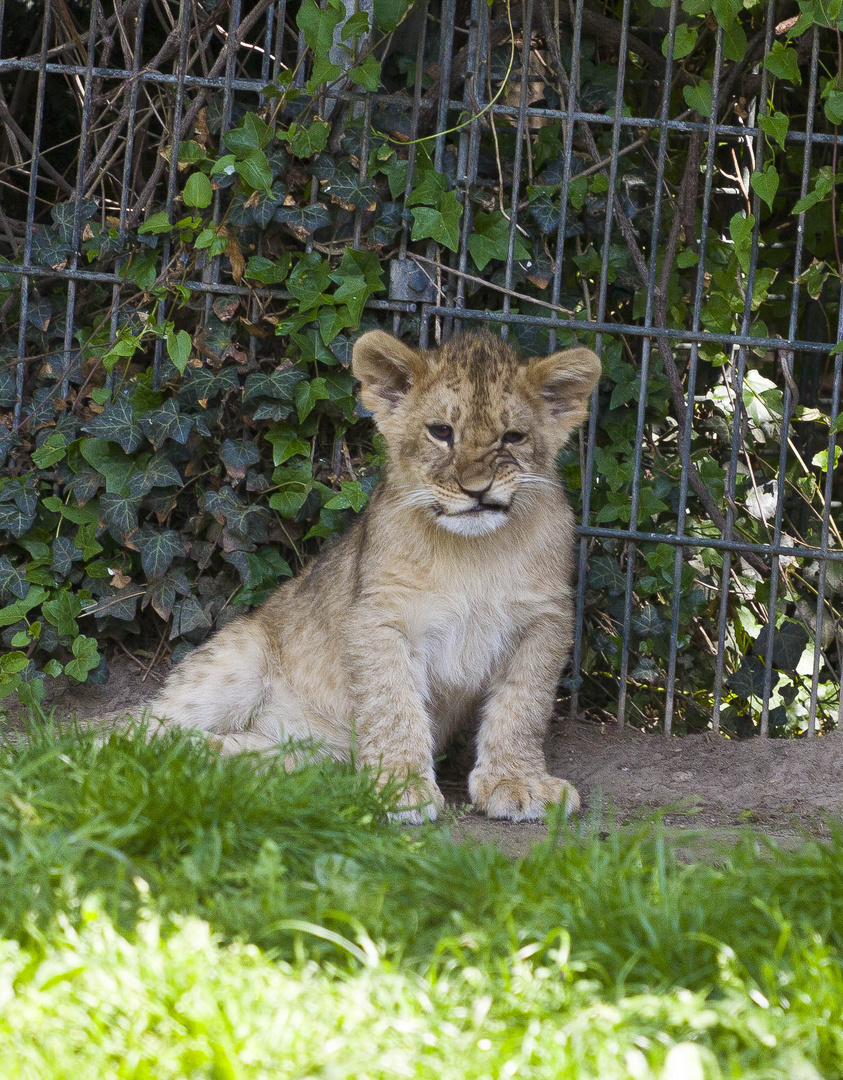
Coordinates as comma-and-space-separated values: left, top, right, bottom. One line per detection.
436, 510, 508, 537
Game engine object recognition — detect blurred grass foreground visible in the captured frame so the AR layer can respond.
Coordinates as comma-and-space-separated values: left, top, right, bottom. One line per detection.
1, 722, 843, 1076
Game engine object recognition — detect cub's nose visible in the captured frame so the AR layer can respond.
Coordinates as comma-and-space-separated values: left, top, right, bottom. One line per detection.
457, 478, 493, 499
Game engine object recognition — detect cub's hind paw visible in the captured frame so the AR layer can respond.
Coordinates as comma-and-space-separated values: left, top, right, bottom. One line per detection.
469, 771, 580, 822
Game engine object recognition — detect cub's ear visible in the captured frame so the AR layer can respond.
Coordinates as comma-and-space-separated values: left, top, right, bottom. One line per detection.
352, 330, 423, 423
529, 347, 601, 441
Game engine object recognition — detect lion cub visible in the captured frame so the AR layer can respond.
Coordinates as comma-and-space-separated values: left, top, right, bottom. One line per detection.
145, 330, 600, 822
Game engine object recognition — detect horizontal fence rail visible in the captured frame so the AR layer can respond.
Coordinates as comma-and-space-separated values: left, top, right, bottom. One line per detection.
0, 0, 840, 737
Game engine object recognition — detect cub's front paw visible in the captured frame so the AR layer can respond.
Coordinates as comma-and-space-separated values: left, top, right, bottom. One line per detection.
468, 771, 580, 822
373, 769, 445, 825
389, 779, 446, 825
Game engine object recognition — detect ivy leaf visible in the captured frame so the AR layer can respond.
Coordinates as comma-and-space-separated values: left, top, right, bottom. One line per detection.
51, 199, 98, 243
683, 79, 713, 117
230, 183, 286, 229
130, 453, 183, 498
526, 186, 560, 233
322, 368, 356, 405
631, 604, 667, 639
587, 555, 625, 594
296, 0, 344, 69
410, 191, 463, 252
792, 167, 836, 215
0, 502, 36, 538
202, 487, 263, 538
266, 425, 311, 464
764, 42, 801, 85
88, 584, 142, 623
274, 203, 333, 235
138, 211, 171, 236
82, 399, 144, 454
468, 211, 530, 271
244, 254, 290, 285
80, 438, 136, 494
269, 488, 309, 517
180, 366, 239, 405
323, 164, 379, 210
221, 438, 261, 481
0, 369, 17, 408
236, 149, 273, 192
329, 276, 369, 327
295, 377, 331, 421
146, 575, 177, 621
663, 24, 696, 59
135, 527, 186, 579
32, 432, 68, 469
51, 535, 83, 578
750, 164, 779, 211
318, 304, 357, 345
284, 120, 331, 158
825, 89, 843, 126
170, 596, 213, 638
324, 480, 369, 512
183, 172, 213, 209
99, 492, 139, 542
42, 496, 99, 526
729, 212, 755, 273
631, 658, 661, 685
141, 400, 194, 447
42, 590, 82, 637
223, 113, 271, 155
722, 22, 747, 62
244, 366, 306, 403
754, 620, 810, 671
348, 55, 382, 92
759, 111, 789, 150
64, 634, 101, 682
726, 656, 767, 699
811, 446, 842, 472
373, 0, 413, 31
166, 329, 192, 375
0, 585, 49, 627
267, 463, 312, 519
0, 556, 29, 601
407, 170, 448, 207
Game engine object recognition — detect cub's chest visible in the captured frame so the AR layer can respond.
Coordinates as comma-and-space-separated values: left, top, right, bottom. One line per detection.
405, 591, 526, 692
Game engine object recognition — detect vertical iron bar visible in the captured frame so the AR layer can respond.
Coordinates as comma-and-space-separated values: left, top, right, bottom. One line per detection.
757, 26, 821, 737
808, 288, 843, 732
663, 27, 725, 735
615, 0, 679, 727
499, 0, 533, 339
711, 0, 776, 733
570, 0, 631, 720
453, 0, 487, 331
60, 0, 101, 401
152, 0, 192, 388
12, 0, 52, 432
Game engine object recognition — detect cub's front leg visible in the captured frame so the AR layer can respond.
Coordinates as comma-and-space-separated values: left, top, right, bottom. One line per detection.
469, 615, 580, 822
346, 619, 444, 824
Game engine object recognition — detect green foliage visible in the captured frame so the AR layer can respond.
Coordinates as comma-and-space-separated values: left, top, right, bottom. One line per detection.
0, 0, 840, 735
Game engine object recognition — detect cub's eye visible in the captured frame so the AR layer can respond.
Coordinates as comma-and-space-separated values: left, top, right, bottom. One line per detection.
427, 423, 454, 443
501, 430, 527, 445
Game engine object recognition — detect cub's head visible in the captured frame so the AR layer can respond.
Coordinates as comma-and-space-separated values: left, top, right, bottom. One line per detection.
352, 330, 600, 537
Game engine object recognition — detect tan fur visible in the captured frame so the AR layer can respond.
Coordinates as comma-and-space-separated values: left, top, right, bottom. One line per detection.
143, 331, 601, 823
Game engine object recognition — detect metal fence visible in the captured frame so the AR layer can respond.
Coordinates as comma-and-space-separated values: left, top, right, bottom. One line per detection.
0, 0, 841, 735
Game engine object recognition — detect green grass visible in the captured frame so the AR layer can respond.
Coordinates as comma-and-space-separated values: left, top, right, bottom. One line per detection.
2, 721, 843, 1077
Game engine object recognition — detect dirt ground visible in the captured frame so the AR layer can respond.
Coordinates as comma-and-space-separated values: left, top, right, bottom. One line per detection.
7, 655, 843, 854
